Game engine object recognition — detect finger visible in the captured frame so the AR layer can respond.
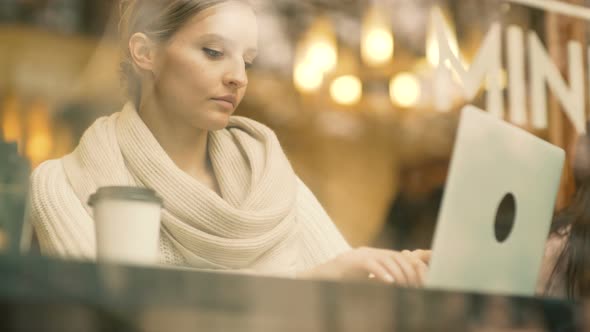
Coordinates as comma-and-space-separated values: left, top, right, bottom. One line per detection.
372, 249, 410, 285
402, 250, 428, 286
365, 260, 395, 284
412, 250, 432, 264
377, 255, 408, 286
390, 251, 419, 287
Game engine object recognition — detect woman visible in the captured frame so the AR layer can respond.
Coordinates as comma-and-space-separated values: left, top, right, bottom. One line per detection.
537, 129, 590, 299
29, 0, 429, 286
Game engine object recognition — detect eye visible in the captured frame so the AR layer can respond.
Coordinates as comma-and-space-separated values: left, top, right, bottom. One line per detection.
245, 62, 254, 70
203, 48, 223, 58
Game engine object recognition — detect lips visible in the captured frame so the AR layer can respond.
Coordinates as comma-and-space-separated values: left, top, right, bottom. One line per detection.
211, 95, 237, 109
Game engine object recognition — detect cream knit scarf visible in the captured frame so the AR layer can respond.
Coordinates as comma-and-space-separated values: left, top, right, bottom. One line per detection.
30, 103, 341, 274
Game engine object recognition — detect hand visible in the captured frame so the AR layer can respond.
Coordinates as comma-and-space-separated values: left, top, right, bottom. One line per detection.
298, 247, 431, 287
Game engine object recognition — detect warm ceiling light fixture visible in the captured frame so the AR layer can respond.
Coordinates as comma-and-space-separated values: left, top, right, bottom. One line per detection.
361, 5, 394, 67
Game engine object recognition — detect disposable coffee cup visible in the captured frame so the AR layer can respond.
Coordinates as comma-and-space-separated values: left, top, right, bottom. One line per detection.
88, 186, 163, 265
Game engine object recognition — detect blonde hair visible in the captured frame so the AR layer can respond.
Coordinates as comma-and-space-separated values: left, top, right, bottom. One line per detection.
118, 0, 230, 104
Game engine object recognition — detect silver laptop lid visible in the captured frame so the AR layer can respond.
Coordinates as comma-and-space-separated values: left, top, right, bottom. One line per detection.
426, 105, 565, 296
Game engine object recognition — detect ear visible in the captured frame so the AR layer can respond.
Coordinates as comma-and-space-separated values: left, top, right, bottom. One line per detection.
128, 32, 158, 74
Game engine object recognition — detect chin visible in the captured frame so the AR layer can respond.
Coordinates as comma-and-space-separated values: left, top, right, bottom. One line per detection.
205, 111, 232, 131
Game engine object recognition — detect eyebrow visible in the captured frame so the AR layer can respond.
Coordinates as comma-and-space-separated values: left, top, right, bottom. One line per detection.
199, 33, 258, 55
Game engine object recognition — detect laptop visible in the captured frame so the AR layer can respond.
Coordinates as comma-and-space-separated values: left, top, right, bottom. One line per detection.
426, 105, 565, 296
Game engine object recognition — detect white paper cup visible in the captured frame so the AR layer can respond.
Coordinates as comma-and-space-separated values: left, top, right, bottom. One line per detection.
88, 186, 163, 265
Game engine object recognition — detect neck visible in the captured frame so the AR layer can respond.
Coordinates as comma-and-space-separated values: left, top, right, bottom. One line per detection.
136, 97, 211, 179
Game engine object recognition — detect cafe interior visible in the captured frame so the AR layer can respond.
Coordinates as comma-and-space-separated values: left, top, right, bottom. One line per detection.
0, 0, 589, 330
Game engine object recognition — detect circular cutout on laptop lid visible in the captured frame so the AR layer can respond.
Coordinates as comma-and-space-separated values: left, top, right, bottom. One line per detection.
494, 193, 517, 243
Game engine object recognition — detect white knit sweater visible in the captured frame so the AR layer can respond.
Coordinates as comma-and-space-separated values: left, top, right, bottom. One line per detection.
29, 103, 350, 276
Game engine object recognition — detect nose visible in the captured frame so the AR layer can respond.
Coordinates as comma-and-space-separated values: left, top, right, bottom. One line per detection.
223, 59, 248, 89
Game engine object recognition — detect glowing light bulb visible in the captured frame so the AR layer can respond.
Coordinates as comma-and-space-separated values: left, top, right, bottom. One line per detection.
306, 40, 337, 73
330, 75, 362, 105
362, 28, 394, 66
294, 60, 324, 92
390, 72, 421, 108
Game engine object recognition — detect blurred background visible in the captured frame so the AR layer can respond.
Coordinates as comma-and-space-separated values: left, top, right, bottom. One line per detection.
0, 0, 588, 251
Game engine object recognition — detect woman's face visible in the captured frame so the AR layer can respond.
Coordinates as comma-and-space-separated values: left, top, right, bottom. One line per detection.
152, 1, 258, 131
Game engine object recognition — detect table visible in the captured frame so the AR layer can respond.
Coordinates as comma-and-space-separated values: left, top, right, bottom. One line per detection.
0, 254, 580, 331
